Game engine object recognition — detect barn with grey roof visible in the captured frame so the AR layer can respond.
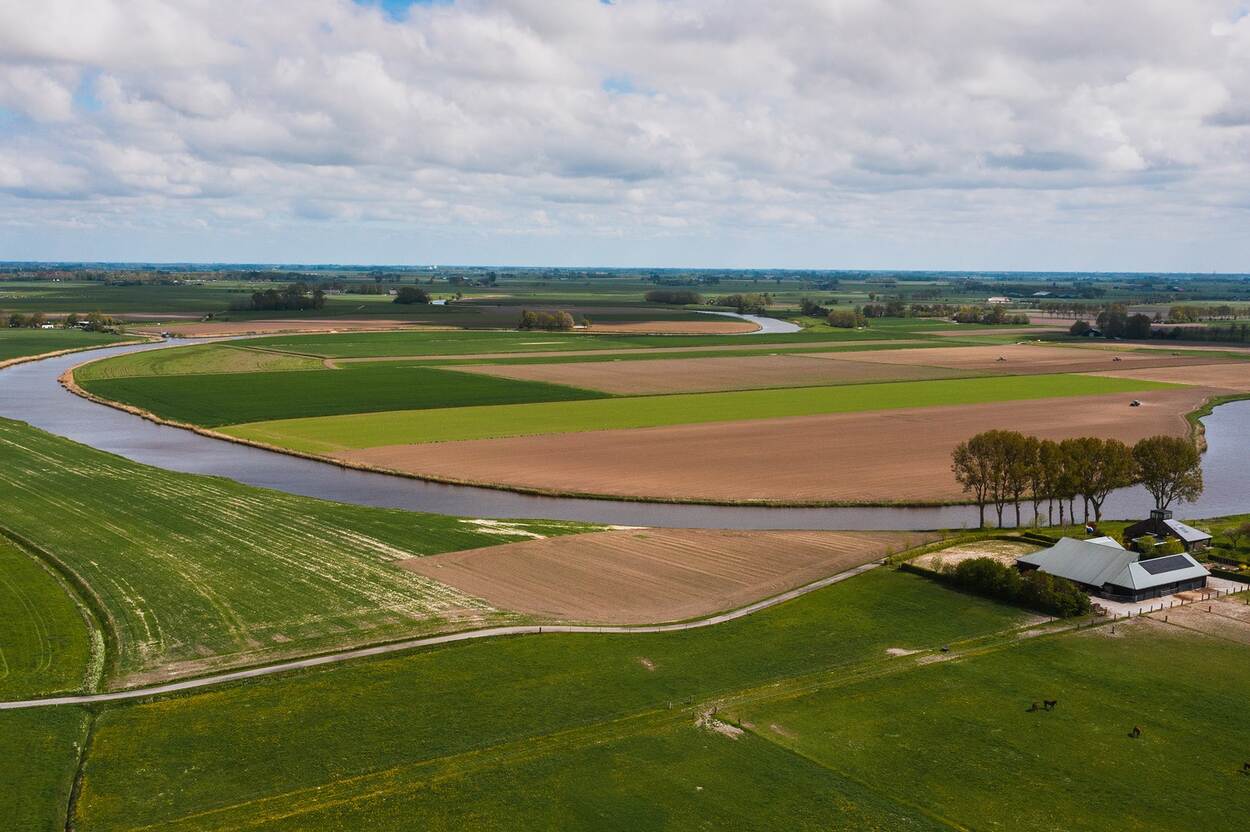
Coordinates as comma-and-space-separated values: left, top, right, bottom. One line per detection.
1017, 536, 1208, 603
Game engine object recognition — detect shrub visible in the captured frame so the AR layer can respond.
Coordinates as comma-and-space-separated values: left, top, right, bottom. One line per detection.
827, 309, 866, 328
940, 557, 1090, 618
393, 286, 431, 305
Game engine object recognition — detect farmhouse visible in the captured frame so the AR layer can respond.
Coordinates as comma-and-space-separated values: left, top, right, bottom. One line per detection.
1124, 509, 1213, 553
987, 296, 1012, 305
1017, 536, 1209, 602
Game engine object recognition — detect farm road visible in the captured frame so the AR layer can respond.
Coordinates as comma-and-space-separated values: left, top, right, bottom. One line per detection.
0, 561, 882, 711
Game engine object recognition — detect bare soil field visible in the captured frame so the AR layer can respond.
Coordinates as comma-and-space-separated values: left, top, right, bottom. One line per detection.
131, 319, 444, 337
455, 354, 973, 394
582, 320, 759, 335
400, 528, 937, 623
803, 344, 1227, 375
1158, 596, 1250, 644
335, 387, 1214, 504
1090, 362, 1250, 392
911, 539, 1040, 572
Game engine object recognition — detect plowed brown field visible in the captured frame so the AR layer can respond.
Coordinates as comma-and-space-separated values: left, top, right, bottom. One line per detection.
399, 528, 938, 623
802, 344, 1227, 374
456, 353, 973, 394
1090, 362, 1250, 392
335, 387, 1214, 504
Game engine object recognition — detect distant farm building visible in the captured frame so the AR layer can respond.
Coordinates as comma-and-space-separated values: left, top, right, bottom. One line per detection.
1124, 509, 1212, 554
987, 296, 1012, 305
1017, 536, 1209, 603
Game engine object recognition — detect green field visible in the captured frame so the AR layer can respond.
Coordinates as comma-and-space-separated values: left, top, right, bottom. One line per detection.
0, 708, 92, 832
223, 373, 1178, 453
60, 569, 1250, 830
79, 364, 609, 426
74, 343, 323, 381
0, 539, 95, 699
0, 329, 130, 363
73, 569, 1029, 830
743, 622, 1250, 831
0, 419, 593, 685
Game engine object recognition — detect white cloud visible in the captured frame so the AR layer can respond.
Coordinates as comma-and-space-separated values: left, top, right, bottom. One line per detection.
0, 0, 1247, 268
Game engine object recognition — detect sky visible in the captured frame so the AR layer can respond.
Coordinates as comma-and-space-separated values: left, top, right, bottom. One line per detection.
0, 0, 1248, 270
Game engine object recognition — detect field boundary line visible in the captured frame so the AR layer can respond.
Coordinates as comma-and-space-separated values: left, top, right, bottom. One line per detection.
0, 561, 884, 710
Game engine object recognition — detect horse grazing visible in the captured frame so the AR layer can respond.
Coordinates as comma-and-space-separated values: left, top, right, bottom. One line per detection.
1242, 762, 1250, 775
1026, 702, 1041, 713
1129, 725, 1142, 739
1043, 700, 1057, 711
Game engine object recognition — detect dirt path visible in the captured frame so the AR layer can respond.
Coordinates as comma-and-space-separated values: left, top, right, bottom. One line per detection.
0, 560, 885, 711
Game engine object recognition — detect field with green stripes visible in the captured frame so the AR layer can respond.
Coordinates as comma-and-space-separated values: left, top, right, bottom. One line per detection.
221, 373, 1174, 452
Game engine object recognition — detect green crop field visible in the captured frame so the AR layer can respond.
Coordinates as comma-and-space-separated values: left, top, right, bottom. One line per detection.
72, 569, 1029, 830
0, 329, 130, 363
0, 708, 92, 832
0, 539, 96, 699
78, 364, 609, 426
0, 419, 593, 685
74, 343, 323, 381
223, 373, 1178, 453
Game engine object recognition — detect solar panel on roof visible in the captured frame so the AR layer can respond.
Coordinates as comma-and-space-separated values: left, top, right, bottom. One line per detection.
1139, 554, 1192, 575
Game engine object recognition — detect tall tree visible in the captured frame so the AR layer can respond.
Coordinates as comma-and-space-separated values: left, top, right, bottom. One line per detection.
952, 435, 994, 528
1035, 439, 1064, 526
1003, 433, 1038, 528
1061, 437, 1100, 523
1133, 435, 1203, 510
1085, 438, 1138, 523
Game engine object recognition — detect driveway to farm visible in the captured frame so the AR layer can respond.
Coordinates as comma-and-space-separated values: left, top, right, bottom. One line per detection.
0, 561, 882, 711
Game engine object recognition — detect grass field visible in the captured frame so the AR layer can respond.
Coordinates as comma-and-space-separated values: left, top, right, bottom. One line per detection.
74, 344, 323, 381
64, 568, 1250, 830
0, 329, 129, 363
0, 539, 95, 698
73, 569, 1029, 830
0, 708, 91, 832
742, 620, 1250, 831
79, 364, 609, 426
222, 373, 1178, 453
0, 419, 593, 685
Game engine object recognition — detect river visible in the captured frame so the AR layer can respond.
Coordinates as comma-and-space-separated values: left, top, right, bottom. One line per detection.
0, 338, 1245, 530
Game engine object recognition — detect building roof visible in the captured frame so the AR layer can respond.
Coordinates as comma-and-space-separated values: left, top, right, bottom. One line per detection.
1124, 516, 1213, 545
1163, 518, 1212, 544
1017, 537, 1208, 591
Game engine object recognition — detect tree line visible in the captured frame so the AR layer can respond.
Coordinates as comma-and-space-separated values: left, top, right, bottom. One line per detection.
229, 283, 326, 312
952, 431, 1202, 529
519, 309, 575, 331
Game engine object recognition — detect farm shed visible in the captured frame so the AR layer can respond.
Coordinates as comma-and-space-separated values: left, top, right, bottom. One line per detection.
1017, 537, 1209, 603
1124, 509, 1213, 553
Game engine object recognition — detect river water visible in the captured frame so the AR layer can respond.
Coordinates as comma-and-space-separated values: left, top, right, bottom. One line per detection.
0, 339, 1245, 530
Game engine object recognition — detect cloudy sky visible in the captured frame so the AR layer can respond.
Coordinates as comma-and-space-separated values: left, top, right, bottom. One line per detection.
1, 0, 1248, 270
